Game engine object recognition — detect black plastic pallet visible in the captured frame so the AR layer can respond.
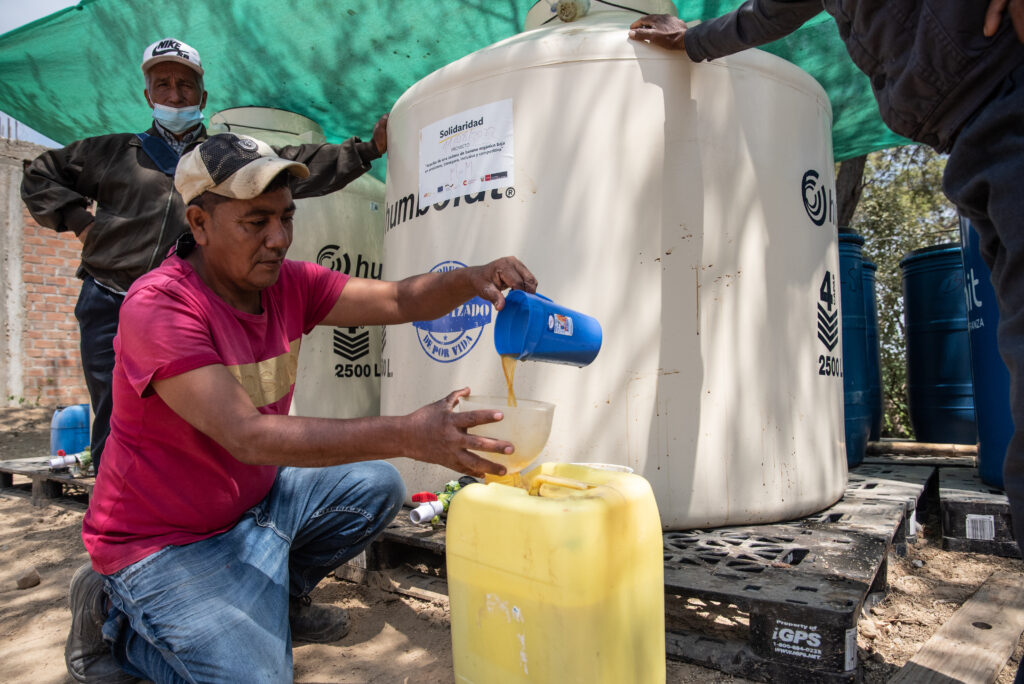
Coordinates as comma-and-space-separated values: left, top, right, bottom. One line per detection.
798, 498, 908, 555
0, 457, 93, 506
663, 518, 891, 684
844, 463, 936, 546
939, 468, 1021, 558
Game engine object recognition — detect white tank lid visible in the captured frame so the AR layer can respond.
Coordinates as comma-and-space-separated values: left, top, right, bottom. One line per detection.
524, 0, 677, 31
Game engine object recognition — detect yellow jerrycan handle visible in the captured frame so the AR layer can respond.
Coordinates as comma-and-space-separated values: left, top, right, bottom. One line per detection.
528, 473, 593, 497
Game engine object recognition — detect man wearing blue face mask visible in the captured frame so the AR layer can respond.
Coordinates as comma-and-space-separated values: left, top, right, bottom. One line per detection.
21, 37, 389, 475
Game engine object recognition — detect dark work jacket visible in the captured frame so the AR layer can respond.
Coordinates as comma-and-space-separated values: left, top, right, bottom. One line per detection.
21, 124, 381, 292
683, 0, 1024, 152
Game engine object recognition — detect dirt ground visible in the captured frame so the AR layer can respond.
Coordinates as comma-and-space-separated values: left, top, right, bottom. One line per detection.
2, 406, 1023, 683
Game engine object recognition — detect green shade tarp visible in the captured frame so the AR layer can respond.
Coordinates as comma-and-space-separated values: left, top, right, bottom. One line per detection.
0, 0, 908, 180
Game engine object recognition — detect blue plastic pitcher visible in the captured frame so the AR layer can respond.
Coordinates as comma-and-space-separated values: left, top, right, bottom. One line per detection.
494, 291, 602, 367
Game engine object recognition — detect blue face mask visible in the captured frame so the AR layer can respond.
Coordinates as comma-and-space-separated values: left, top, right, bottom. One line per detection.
152, 103, 203, 134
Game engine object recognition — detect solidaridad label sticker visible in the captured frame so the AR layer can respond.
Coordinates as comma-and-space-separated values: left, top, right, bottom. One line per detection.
413, 260, 492, 363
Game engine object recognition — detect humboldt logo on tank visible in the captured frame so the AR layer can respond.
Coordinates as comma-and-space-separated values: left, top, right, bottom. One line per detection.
801, 170, 835, 227
384, 187, 516, 233
316, 244, 382, 280
413, 260, 491, 363
316, 244, 390, 376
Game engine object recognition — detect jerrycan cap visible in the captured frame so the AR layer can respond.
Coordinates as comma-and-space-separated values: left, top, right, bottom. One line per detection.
494, 291, 602, 367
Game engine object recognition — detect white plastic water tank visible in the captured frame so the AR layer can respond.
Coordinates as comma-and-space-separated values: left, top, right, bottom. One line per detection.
381, 5, 847, 529
209, 107, 386, 419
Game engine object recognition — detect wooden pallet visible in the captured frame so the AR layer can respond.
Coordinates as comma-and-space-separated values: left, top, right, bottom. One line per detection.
0, 457, 94, 506
939, 468, 1021, 558
866, 440, 976, 455
890, 570, 1024, 683
862, 453, 976, 469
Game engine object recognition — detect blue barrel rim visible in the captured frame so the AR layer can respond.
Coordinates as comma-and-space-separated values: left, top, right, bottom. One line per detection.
838, 227, 865, 245
899, 243, 961, 268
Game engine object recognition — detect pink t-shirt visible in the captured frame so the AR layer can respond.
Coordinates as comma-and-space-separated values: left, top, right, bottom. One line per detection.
82, 256, 348, 575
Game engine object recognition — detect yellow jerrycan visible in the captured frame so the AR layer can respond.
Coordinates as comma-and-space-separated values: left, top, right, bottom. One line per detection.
446, 463, 665, 683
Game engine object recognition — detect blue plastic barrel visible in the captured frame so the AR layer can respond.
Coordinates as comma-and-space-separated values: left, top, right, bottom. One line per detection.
862, 261, 883, 441
50, 404, 90, 455
900, 244, 978, 444
960, 218, 1013, 488
839, 229, 871, 467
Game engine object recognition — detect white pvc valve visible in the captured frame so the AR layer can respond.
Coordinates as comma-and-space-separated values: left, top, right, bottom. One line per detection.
48, 453, 78, 470
409, 500, 446, 524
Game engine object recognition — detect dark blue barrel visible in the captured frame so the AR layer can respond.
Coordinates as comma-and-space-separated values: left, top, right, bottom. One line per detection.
900, 244, 978, 444
839, 229, 871, 467
960, 218, 1013, 488
50, 404, 90, 455
862, 261, 883, 441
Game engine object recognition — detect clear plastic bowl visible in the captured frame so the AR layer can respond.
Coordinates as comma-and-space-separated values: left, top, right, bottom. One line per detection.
458, 395, 555, 474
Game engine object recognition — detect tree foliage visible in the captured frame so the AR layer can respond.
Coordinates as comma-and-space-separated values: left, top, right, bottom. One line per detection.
846, 145, 958, 438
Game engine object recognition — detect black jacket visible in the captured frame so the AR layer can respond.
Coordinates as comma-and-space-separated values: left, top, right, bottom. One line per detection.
21, 125, 381, 292
683, 0, 1024, 152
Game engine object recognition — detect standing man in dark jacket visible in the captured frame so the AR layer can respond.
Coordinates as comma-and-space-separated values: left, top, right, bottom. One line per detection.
21, 37, 389, 472
631, 2, 1024, 679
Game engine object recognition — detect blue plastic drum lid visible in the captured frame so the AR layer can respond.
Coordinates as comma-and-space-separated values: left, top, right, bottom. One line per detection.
961, 218, 1013, 488
900, 244, 978, 445
50, 404, 90, 455
862, 261, 883, 441
838, 229, 871, 467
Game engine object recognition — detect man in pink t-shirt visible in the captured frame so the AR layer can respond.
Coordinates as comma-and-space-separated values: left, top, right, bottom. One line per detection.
66, 133, 537, 684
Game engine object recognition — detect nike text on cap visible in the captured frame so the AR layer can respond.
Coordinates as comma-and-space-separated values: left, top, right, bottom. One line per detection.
141, 37, 203, 76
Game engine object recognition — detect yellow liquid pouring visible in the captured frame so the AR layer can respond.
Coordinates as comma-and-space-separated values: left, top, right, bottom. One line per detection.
488, 354, 523, 487
501, 354, 518, 408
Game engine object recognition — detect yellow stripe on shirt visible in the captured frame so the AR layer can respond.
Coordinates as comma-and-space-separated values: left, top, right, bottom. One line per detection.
225, 338, 301, 408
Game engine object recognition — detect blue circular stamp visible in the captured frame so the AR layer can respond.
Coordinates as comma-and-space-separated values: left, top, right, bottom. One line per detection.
413, 260, 492, 363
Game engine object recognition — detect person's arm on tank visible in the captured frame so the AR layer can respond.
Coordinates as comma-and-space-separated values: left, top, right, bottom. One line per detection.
274, 112, 389, 198
629, 0, 823, 62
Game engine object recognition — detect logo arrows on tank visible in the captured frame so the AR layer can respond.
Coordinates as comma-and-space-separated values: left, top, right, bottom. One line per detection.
333, 328, 370, 361
817, 304, 839, 351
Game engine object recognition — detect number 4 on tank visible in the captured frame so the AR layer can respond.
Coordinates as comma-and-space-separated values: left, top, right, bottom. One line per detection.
820, 271, 835, 312
817, 270, 842, 376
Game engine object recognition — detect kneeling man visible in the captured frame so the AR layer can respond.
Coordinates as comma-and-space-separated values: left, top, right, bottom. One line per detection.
67, 133, 536, 683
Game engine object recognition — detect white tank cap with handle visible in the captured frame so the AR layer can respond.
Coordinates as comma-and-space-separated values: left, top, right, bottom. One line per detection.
524, 0, 675, 30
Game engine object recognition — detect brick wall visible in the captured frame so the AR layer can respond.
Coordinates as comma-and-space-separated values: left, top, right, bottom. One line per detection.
1, 138, 89, 409
21, 206, 88, 407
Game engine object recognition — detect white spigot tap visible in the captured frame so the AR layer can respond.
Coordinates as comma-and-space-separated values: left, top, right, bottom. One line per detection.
409, 500, 446, 524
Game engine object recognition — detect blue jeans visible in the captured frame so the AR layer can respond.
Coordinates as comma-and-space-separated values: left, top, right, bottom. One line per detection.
74, 275, 124, 472
100, 462, 404, 684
